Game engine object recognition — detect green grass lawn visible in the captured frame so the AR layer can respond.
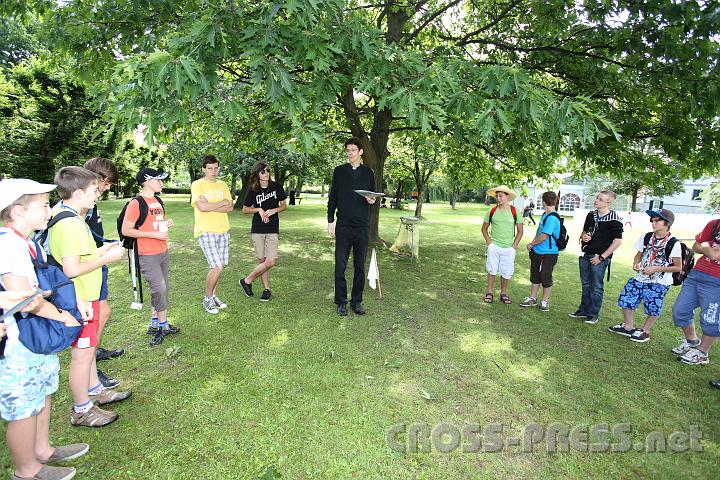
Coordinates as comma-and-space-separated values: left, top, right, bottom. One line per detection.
2, 195, 718, 479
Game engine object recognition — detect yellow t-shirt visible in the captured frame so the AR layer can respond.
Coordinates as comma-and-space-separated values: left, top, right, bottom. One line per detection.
190, 178, 232, 237
48, 204, 102, 301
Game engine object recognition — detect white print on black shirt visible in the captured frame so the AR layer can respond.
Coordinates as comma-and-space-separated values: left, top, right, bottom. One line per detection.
256, 191, 277, 206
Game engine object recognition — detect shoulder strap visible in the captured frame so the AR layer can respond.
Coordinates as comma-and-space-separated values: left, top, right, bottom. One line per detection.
47, 210, 78, 229
643, 231, 653, 248
665, 237, 679, 260
488, 206, 498, 223
510, 205, 517, 223
134, 196, 149, 229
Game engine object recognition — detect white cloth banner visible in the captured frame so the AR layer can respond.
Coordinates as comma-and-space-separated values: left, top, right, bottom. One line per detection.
367, 248, 379, 289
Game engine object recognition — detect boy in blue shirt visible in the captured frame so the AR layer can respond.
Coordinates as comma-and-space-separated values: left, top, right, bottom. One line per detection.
520, 191, 561, 312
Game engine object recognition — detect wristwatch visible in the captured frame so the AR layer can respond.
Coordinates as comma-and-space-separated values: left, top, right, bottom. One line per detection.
599, 255, 606, 261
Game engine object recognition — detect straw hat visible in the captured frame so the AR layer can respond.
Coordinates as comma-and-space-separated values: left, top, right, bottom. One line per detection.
487, 185, 517, 201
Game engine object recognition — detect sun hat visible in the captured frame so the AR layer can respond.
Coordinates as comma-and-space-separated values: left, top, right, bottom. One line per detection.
487, 185, 517, 201
0, 179, 57, 211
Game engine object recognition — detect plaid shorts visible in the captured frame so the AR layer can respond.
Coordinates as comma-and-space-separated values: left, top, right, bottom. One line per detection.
0, 336, 59, 421
198, 232, 230, 268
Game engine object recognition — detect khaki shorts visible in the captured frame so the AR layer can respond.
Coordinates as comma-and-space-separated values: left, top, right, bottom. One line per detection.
251, 233, 278, 259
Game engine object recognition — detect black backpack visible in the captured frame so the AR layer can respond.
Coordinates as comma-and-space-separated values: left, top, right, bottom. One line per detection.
642, 232, 694, 286
117, 195, 165, 249
546, 212, 569, 251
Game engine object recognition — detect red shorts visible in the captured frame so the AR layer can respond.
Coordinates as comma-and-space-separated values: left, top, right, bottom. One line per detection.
72, 300, 100, 349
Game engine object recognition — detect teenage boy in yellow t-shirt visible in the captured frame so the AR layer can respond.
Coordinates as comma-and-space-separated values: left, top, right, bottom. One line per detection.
49, 167, 129, 428
191, 155, 233, 314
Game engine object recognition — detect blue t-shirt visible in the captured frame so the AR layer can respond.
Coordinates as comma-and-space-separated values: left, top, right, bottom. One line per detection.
533, 212, 561, 254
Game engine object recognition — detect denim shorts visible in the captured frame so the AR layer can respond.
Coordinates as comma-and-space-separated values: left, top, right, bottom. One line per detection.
672, 269, 720, 337
0, 337, 59, 421
617, 278, 671, 317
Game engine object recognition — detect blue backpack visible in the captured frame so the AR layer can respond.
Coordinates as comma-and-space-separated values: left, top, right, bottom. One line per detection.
0, 232, 82, 354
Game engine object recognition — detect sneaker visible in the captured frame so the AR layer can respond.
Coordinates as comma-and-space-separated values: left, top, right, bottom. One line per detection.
539, 300, 549, 312
97, 369, 120, 389
671, 339, 700, 356
89, 388, 132, 406
40, 443, 89, 464
203, 297, 219, 314
568, 310, 591, 319
608, 323, 635, 337
584, 317, 599, 324
70, 404, 117, 427
11, 465, 76, 480
239, 278, 253, 297
213, 296, 227, 309
679, 348, 709, 365
95, 347, 124, 361
162, 324, 180, 335
630, 329, 650, 343
150, 329, 164, 346
260, 289, 271, 302
519, 297, 537, 307
710, 379, 720, 389
146, 324, 160, 335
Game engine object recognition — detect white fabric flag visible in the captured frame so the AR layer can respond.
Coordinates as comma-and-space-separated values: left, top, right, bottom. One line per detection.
367, 248, 379, 289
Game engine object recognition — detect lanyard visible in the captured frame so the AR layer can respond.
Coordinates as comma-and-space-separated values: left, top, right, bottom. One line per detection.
2, 225, 36, 259
646, 232, 670, 265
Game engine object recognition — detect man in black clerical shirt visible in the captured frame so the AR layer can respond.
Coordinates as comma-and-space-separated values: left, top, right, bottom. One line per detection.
327, 137, 376, 316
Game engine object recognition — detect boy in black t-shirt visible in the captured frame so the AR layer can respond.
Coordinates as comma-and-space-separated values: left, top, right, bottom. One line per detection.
239, 162, 287, 302
569, 190, 623, 324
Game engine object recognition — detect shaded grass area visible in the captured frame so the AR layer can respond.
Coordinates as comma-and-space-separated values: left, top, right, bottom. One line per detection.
2, 195, 718, 479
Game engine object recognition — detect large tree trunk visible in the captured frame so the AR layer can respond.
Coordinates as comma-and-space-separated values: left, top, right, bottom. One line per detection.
631, 186, 639, 211
230, 173, 238, 199
234, 172, 252, 209
414, 187, 424, 217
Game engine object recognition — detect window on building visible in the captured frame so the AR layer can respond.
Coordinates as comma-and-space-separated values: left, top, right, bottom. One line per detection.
691, 189, 703, 201
559, 193, 581, 212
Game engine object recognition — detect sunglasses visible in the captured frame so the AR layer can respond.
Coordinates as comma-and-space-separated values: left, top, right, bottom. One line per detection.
260, 169, 269, 174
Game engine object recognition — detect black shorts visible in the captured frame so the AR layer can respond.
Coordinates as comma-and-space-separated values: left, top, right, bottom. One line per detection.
529, 251, 558, 288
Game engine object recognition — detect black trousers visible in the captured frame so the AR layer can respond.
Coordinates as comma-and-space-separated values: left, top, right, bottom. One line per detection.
334, 224, 369, 306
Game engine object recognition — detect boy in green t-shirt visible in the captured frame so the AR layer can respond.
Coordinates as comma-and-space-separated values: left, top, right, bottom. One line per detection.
49, 167, 129, 428
481, 185, 524, 304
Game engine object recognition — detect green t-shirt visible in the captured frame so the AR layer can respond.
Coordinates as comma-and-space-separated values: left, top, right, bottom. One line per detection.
483, 207, 522, 248
48, 205, 102, 302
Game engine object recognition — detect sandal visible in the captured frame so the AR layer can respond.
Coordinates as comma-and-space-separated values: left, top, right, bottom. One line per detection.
484, 293, 494, 303
500, 294, 512, 304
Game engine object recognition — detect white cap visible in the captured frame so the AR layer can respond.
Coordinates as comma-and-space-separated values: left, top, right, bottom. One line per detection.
0, 179, 57, 212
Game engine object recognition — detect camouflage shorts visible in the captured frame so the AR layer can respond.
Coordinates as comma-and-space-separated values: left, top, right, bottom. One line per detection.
0, 339, 59, 421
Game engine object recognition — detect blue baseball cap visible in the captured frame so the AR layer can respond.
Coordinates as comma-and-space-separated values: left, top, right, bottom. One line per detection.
645, 208, 675, 225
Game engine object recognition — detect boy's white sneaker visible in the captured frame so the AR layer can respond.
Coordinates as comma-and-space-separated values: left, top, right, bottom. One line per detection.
203, 298, 219, 314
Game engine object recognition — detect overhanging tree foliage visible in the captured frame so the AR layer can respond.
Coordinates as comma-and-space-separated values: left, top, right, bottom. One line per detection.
13, 0, 719, 241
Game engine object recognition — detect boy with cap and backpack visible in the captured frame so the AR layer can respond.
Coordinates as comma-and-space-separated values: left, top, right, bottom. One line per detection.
48, 167, 130, 428
481, 185, 524, 304
0, 178, 90, 480
608, 208, 682, 343
671, 218, 720, 366
121, 168, 180, 346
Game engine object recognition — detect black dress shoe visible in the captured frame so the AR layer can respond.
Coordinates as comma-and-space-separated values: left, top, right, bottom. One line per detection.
337, 304, 348, 316
710, 379, 720, 389
351, 304, 365, 315
97, 368, 120, 388
96, 347, 125, 361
